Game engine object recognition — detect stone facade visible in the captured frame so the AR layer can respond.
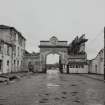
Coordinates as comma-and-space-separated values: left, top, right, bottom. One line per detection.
88, 48, 104, 74
39, 36, 68, 73
0, 40, 13, 74
23, 52, 40, 72
0, 25, 26, 74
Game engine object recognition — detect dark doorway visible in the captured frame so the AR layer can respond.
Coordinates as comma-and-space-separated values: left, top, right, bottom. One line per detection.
0, 60, 2, 71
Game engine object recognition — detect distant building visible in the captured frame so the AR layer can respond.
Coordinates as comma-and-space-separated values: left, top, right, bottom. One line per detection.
0, 25, 26, 74
67, 35, 88, 73
89, 48, 104, 74
67, 52, 88, 73
23, 51, 40, 72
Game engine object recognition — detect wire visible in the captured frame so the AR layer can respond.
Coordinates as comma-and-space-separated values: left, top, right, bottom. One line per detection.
87, 28, 104, 45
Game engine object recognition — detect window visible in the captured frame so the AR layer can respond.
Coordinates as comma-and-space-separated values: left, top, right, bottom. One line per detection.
13, 46, 16, 56
0, 45, 1, 52
17, 60, 19, 66
70, 65, 72, 68
7, 45, 10, 55
14, 60, 16, 65
18, 47, 19, 56
72, 65, 75, 68
7, 60, 9, 66
78, 65, 81, 68
0, 60, 2, 71
76, 65, 78, 68
100, 58, 103, 62
81, 65, 84, 68
95, 65, 97, 73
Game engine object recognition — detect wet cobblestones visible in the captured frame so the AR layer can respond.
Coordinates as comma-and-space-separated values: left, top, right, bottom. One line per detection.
0, 70, 105, 105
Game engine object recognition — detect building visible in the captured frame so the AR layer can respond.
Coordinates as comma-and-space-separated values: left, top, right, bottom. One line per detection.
67, 54, 88, 73
89, 48, 104, 74
67, 35, 88, 73
39, 36, 68, 73
23, 51, 40, 72
0, 39, 13, 74
0, 25, 26, 74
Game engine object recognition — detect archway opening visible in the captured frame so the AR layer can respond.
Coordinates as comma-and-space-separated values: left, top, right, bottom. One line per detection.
46, 53, 60, 73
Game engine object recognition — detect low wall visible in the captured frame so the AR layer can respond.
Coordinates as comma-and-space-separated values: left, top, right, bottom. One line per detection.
69, 65, 88, 73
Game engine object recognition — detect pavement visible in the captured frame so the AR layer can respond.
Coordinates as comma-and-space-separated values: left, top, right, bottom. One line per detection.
0, 72, 28, 83
79, 74, 104, 81
0, 72, 104, 82
0, 70, 105, 105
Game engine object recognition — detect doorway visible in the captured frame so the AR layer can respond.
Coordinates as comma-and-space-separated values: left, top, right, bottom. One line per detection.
46, 53, 60, 74
0, 60, 2, 72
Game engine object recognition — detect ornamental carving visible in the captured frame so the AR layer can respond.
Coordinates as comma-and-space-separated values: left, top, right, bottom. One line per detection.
50, 36, 58, 45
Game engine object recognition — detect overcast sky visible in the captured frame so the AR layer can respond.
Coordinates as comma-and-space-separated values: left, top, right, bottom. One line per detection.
0, 0, 104, 60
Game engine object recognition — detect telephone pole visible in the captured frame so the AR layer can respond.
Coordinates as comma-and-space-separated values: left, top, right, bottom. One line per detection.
104, 27, 105, 81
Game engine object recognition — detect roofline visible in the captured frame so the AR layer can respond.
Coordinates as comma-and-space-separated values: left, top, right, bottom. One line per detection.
0, 25, 26, 40
39, 45, 68, 48
90, 48, 104, 61
40, 41, 67, 42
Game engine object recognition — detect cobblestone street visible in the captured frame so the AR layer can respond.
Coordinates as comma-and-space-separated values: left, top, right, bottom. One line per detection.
0, 70, 105, 105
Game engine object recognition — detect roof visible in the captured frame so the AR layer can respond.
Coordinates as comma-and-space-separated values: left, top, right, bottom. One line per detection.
0, 25, 26, 40
39, 45, 68, 48
90, 48, 104, 61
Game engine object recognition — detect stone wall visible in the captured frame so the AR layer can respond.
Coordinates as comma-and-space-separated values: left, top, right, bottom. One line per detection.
23, 53, 40, 72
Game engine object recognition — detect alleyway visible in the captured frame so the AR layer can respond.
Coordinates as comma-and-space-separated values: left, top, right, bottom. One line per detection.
0, 70, 105, 105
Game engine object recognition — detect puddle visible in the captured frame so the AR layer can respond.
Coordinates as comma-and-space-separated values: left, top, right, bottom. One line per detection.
71, 91, 79, 96
72, 97, 81, 103
62, 91, 67, 95
61, 96, 67, 99
44, 93, 49, 96
73, 100, 81, 103
47, 83, 60, 87
54, 97, 60, 101
39, 98, 48, 103
84, 102, 103, 105
71, 84, 77, 86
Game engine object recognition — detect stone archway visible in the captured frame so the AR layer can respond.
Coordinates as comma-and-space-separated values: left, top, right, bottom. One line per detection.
39, 36, 68, 73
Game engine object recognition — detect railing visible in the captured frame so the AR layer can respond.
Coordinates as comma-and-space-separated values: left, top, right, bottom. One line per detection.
68, 54, 87, 59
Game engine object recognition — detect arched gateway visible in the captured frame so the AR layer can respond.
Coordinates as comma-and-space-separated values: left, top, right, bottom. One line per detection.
24, 35, 88, 73
39, 36, 68, 73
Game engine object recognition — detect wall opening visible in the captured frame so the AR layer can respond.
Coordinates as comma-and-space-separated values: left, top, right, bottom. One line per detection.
46, 54, 60, 72
0, 60, 2, 71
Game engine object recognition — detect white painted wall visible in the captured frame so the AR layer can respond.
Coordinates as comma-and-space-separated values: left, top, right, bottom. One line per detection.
89, 49, 104, 74
69, 65, 88, 73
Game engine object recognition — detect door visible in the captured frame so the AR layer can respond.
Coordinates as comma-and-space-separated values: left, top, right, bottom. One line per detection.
0, 60, 2, 72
